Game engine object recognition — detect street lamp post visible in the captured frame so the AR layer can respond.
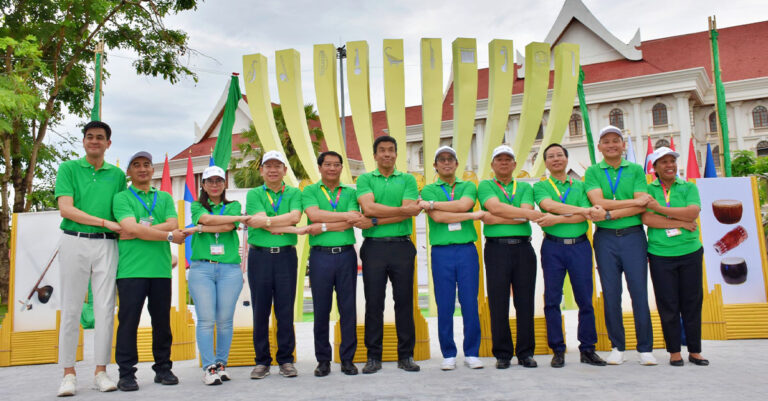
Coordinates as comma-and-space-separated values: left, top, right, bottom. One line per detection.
337, 45, 347, 149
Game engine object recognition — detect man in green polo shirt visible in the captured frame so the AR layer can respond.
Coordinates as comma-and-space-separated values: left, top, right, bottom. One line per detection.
355, 135, 422, 374
302, 151, 363, 377
112, 151, 185, 392
244, 150, 304, 379
54, 121, 125, 396
584, 125, 656, 366
418, 146, 485, 371
533, 143, 607, 368
477, 145, 542, 369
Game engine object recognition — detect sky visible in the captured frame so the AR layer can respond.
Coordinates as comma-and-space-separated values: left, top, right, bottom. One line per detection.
55, 0, 766, 167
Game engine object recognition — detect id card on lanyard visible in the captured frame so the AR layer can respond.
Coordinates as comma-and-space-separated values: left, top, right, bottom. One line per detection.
604, 167, 623, 200
264, 184, 285, 214
547, 177, 572, 203
210, 204, 226, 255
493, 178, 517, 204
130, 187, 157, 226
440, 182, 462, 231
321, 185, 342, 211
658, 179, 681, 237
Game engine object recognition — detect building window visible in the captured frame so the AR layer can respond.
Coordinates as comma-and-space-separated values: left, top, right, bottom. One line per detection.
655, 139, 670, 149
757, 141, 768, 157
418, 147, 423, 166
713, 145, 721, 168
652, 103, 668, 126
753, 106, 768, 128
708, 111, 718, 133
569, 114, 582, 137
536, 123, 544, 140
609, 108, 624, 130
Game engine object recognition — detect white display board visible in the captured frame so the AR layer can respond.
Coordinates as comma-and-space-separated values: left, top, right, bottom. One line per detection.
697, 177, 766, 304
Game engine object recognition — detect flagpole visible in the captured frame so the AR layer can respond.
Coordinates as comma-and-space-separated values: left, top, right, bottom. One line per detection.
708, 16, 731, 176
91, 41, 104, 122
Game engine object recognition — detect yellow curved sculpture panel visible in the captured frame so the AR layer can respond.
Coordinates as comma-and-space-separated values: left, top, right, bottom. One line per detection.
529, 43, 580, 178
420, 38, 443, 183
511, 42, 550, 178
478, 39, 515, 180
451, 38, 478, 178
382, 39, 407, 172
346, 41, 376, 171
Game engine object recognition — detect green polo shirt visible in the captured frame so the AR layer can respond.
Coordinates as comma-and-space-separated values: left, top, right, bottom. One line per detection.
356, 169, 419, 238
646, 178, 702, 257
421, 178, 478, 245
54, 158, 126, 233
245, 183, 302, 247
478, 178, 534, 237
302, 182, 358, 246
584, 159, 647, 229
189, 200, 242, 264
113, 185, 177, 279
533, 177, 591, 238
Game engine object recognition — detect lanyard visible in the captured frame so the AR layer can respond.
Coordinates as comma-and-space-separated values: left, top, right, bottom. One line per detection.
658, 179, 673, 207
440, 182, 457, 201
264, 184, 285, 213
493, 178, 517, 203
604, 166, 623, 200
129, 187, 157, 216
547, 177, 572, 203
320, 185, 342, 211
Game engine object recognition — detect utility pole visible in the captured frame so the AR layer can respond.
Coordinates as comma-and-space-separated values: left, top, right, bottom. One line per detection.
337, 45, 347, 149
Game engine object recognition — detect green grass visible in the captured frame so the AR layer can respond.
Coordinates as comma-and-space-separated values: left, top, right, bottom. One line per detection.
0, 303, 7, 324
420, 307, 462, 318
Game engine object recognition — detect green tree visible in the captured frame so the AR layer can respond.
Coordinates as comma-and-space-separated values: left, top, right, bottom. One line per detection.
731, 150, 756, 177
230, 104, 324, 188
0, 0, 201, 301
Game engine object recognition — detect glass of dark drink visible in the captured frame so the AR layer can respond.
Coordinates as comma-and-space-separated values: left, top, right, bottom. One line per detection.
712, 199, 743, 224
720, 257, 747, 284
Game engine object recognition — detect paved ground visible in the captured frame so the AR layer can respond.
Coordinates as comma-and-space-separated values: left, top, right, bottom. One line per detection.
3, 311, 767, 400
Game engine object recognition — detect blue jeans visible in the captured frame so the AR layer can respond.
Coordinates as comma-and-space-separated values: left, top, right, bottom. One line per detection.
188, 261, 243, 368
593, 228, 653, 352
431, 243, 481, 358
541, 237, 597, 352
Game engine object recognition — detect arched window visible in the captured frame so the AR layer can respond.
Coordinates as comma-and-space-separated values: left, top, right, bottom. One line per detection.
753, 106, 768, 128
418, 146, 424, 166
655, 139, 670, 150
536, 123, 544, 140
708, 111, 718, 133
757, 140, 768, 157
569, 114, 582, 137
652, 103, 668, 126
609, 108, 624, 130
713, 145, 721, 168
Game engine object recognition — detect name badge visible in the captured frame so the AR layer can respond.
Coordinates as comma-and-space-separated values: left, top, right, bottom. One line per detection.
666, 228, 682, 237
448, 222, 462, 232
210, 244, 225, 255
140, 216, 153, 227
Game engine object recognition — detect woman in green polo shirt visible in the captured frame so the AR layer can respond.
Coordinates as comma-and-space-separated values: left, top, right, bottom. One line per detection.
183, 166, 247, 384
642, 147, 708, 367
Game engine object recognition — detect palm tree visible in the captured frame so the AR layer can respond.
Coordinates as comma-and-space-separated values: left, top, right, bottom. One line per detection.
230, 104, 324, 188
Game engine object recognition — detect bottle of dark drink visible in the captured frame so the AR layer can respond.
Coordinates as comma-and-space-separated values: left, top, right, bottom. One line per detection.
713, 225, 748, 256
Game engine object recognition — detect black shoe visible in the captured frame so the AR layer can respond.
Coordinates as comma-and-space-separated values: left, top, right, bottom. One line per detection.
117, 376, 139, 392
495, 358, 511, 369
670, 358, 684, 367
154, 370, 179, 385
314, 361, 331, 377
340, 360, 358, 375
551, 352, 565, 368
362, 359, 382, 374
580, 350, 607, 366
688, 356, 709, 366
518, 356, 538, 368
397, 357, 420, 372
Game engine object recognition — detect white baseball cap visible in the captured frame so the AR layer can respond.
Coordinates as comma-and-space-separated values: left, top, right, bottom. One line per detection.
491, 145, 515, 160
434, 146, 457, 160
598, 125, 624, 140
202, 165, 226, 180
649, 146, 680, 166
260, 150, 287, 166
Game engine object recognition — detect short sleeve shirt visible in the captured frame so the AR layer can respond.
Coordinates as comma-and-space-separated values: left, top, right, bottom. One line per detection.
356, 169, 419, 237
646, 178, 702, 257
302, 182, 358, 246
584, 159, 647, 229
190, 200, 242, 264
421, 178, 478, 245
533, 177, 591, 237
245, 183, 302, 247
55, 158, 126, 233
113, 186, 177, 279
477, 178, 534, 237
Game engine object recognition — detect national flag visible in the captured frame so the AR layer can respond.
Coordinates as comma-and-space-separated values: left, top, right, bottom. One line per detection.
704, 143, 718, 178
212, 73, 242, 169
670, 137, 676, 151
625, 132, 637, 163
183, 153, 197, 268
709, 17, 732, 176
644, 136, 654, 174
160, 153, 172, 195
686, 138, 701, 179
577, 67, 596, 165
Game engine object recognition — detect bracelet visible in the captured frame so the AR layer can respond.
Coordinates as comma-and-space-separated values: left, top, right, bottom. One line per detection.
101, 219, 105, 227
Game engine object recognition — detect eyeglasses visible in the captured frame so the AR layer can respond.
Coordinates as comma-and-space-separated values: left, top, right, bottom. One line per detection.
436, 157, 456, 163
205, 178, 225, 184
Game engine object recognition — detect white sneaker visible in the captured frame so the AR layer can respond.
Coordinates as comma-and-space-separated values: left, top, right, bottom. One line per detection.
203, 365, 222, 385
93, 371, 117, 392
638, 352, 658, 366
606, 348, 625, 365
464, 356, 484, 369
57, 374, 76, 397
216, 362, 231, 381
441, 357, 456, 371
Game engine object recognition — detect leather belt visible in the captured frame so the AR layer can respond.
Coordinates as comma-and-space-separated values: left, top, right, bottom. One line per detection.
312, 245, 354, 254
596, 225, 644, 237
486, 236, 531, 245
544, 233, 589, 245
63, 230, 117, 240
366, 236, 410, 242
249, 244, 294, 254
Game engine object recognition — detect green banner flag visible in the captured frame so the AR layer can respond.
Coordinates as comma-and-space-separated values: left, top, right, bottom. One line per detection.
710, 28, 731, 177
577, 67, 596, 165
90, 51, 103, 121
213, 74, 242, 169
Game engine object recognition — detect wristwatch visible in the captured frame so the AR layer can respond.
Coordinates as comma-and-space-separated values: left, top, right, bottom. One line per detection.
321, 223, 328, 232
371, 217, 379, 226
166, 232, 174, 242
604, 210, 612, 221
266, 217, 272, 227
429, 200, 435, 210
197, 224, 203, 233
